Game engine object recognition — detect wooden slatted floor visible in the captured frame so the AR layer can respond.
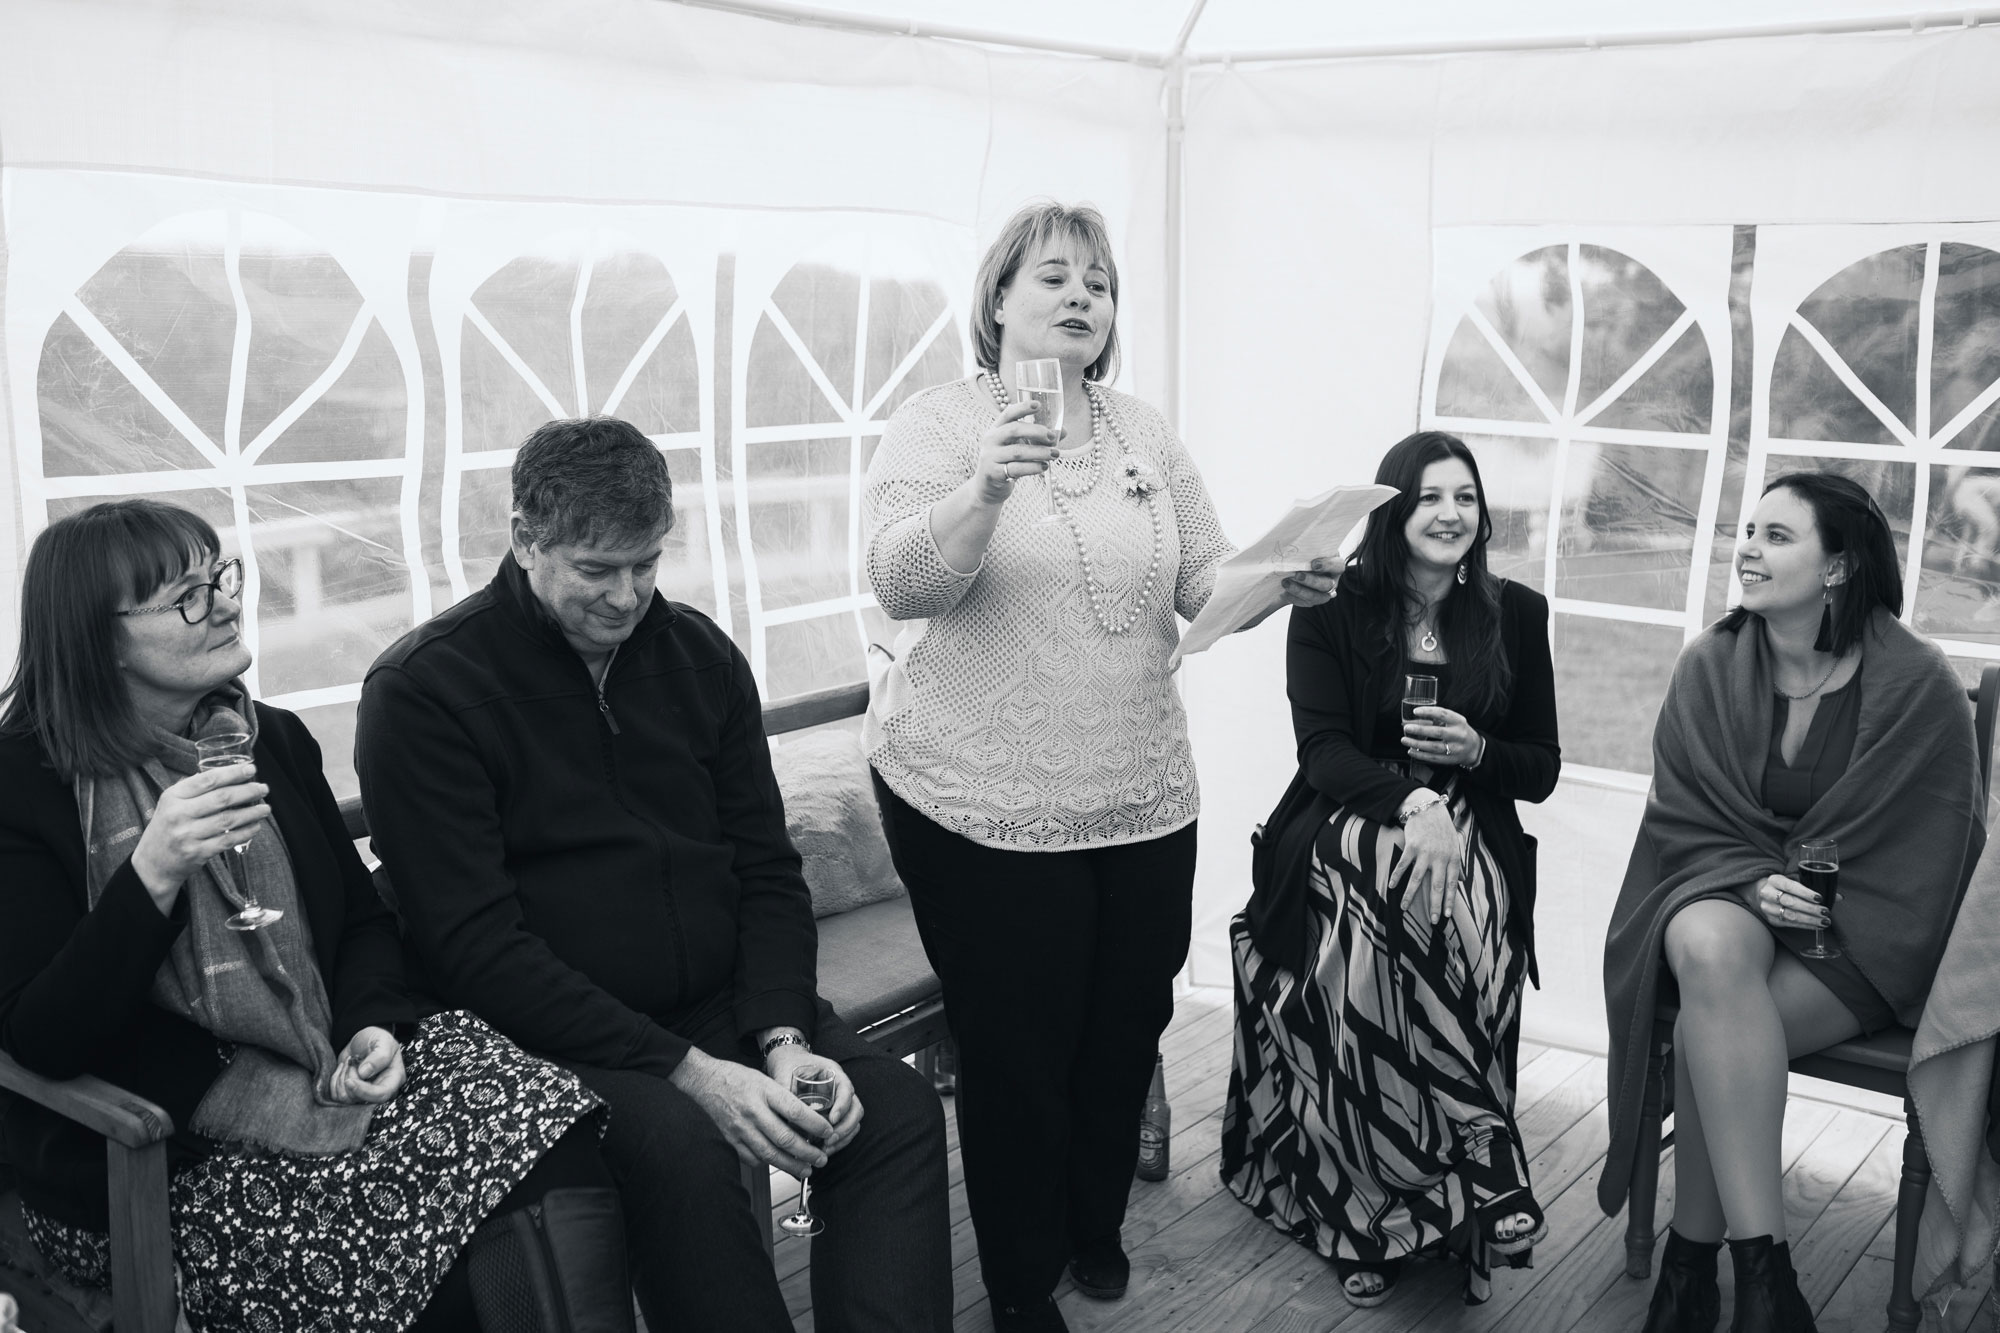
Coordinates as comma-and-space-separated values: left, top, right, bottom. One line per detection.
763, 990, 1994, 1333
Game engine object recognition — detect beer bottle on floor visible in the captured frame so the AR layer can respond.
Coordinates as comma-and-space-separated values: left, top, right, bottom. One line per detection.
1136, 1054, 1170, 1181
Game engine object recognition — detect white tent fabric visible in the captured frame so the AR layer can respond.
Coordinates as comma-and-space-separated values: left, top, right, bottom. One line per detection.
4, 0, 2000, 1063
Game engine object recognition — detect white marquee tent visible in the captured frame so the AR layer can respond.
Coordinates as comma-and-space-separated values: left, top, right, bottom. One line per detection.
5, 0, 1999, 1052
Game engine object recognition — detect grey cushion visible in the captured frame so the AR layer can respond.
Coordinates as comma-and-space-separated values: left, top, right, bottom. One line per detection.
815, 898, 940, 1031
770, 729, 906, 918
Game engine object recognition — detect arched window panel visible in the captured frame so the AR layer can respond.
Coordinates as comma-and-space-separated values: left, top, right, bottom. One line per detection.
1460, 433, 1554, 587
1426, 228, 1733, 779
1920, 464, 2000, 651
1932, 244, 2000, 448
242, 477, 413, 698
744, 436, 858, 611
734, 224, 974, 689
27, 206, 421, 716
436, 220, 715, 619
1754, 229, 2000, 673
1550, 612, 1683, 775
37, 311, 214, 476
1556, 444, 1708, 613
71, 236, 237, 449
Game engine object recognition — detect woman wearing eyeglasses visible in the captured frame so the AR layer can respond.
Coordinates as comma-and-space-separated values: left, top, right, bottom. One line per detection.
0, 499, 631, 1333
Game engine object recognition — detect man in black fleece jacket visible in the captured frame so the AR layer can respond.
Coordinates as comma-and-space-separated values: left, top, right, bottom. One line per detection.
355, 418, 950, 1333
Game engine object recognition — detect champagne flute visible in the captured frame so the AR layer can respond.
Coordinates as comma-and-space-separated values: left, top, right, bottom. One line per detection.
1014, 358, 1065, 524
1797, 838, 1841, 960
194, 732, 283, 931
780, 1068, 838, 1238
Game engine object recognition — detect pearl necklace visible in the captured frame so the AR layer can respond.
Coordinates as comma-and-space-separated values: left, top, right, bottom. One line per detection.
980, 373, 1166, 637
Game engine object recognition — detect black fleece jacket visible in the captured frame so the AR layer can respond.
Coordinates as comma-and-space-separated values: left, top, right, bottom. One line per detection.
0, 705, 412, 1228
354, 555, 818, 1080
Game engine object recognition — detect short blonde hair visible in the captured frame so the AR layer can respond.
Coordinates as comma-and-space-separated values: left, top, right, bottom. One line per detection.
971, 202, 1120, 384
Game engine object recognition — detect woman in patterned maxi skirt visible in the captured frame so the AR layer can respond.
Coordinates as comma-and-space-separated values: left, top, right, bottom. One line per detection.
1222, 432, 1561, 1308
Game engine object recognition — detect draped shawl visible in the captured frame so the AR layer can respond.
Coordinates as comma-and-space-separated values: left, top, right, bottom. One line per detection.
1597, 610, 1986, 1218
74, 685, 374, 1155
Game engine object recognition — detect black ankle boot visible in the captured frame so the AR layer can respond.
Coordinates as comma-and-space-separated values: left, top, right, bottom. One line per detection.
1641, 1230, 1722, 1333
1726, 1235, 1816, 1333
468, 1187, 635, 1333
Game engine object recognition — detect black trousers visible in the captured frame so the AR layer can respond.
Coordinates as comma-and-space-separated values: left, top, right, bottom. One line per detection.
562, 1007, 952, 1333
873, 773, 1196, 1306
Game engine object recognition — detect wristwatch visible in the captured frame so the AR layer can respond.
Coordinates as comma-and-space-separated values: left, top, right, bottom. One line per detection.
1397, 789, 1445, 826
761, 1031, 811, 1059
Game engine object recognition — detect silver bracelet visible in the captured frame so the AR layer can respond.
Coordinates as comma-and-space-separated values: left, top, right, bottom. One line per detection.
1397, 789, 1445, 826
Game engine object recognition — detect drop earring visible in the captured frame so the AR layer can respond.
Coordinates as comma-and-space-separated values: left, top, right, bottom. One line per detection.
1456, 562, 1468, 586
1813, 581, 1834, 653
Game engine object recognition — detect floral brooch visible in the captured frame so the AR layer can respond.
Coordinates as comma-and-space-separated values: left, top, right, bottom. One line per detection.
1118, 453, 1162, 498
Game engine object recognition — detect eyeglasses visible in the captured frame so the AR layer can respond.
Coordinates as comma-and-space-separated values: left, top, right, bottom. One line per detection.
115, 559, 244, 625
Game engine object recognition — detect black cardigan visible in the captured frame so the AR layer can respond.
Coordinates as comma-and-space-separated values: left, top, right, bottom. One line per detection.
354, 555, 819, 1082
1246, 579, 1562, 980
0, 705, 413, 1229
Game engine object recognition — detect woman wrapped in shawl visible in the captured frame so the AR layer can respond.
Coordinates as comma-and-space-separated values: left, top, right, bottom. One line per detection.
1599, 474, 1986, 1333
0, 501, 631, 1333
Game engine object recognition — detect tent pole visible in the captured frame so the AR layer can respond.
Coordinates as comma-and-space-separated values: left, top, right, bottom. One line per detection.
1163, 58, 1185, 430
1160, 0, 1209, 431
1191, 8, 1998, 65
662, 0, 1166, 65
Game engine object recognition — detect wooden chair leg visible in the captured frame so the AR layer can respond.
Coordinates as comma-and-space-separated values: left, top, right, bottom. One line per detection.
106, 1138, 176, 1333
1886, 1097, 1929, 1333
740, 1157, 775, 1260
1626, 1038, 1668, 1280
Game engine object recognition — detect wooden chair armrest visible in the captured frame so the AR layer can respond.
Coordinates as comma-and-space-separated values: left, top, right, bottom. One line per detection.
0, 1050, 174, 1148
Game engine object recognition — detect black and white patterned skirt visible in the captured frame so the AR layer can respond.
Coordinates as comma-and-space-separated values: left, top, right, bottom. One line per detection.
1221, 776, 1532, 1303
22, 1010, 602, 1333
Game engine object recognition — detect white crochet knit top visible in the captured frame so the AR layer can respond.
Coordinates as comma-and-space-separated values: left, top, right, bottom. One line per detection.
862, 376, 1235, 850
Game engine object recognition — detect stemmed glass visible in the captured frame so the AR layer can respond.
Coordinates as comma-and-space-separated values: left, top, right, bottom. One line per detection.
1014, 358, 1065, 524
780, 1068, 838, 1238
194, 732, 282, 931
1797, 837, 1841, 960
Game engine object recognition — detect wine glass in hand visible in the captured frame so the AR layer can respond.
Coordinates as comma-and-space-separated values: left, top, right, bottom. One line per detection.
780, 1068, 838, 1238
1797, 838, 1840, 960
194, 732, 282, 931
1014, 358, 1065, 524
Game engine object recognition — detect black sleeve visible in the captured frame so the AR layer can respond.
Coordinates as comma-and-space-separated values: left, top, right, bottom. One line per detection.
355, 665, 694, 1078
0, 759, 188, 1080
256, 706, 414, 1049
1288, 601, 1423, 825
1465, 588, 1562, 804
712, 650, 820, 1043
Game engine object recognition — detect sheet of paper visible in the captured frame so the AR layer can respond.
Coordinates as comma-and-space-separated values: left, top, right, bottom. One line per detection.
1170, 482, 1398, 669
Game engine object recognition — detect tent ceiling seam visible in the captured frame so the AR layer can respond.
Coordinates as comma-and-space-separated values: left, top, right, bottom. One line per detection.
664, 0, 1997, 67
660, 0, 1166, 65
1189, 8, 2000, 65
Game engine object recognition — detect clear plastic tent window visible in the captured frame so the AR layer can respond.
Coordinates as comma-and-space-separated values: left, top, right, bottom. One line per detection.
14, 179, 972, 796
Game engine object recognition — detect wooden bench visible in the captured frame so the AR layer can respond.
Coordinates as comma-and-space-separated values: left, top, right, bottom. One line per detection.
1620, 663, 2000, 1333
0, 679, 943, 1329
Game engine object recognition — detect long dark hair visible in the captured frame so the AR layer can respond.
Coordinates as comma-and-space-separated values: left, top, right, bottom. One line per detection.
1340, 431, 1512, 717
0, 500, 221, 778
1721, 470, 1901, 654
